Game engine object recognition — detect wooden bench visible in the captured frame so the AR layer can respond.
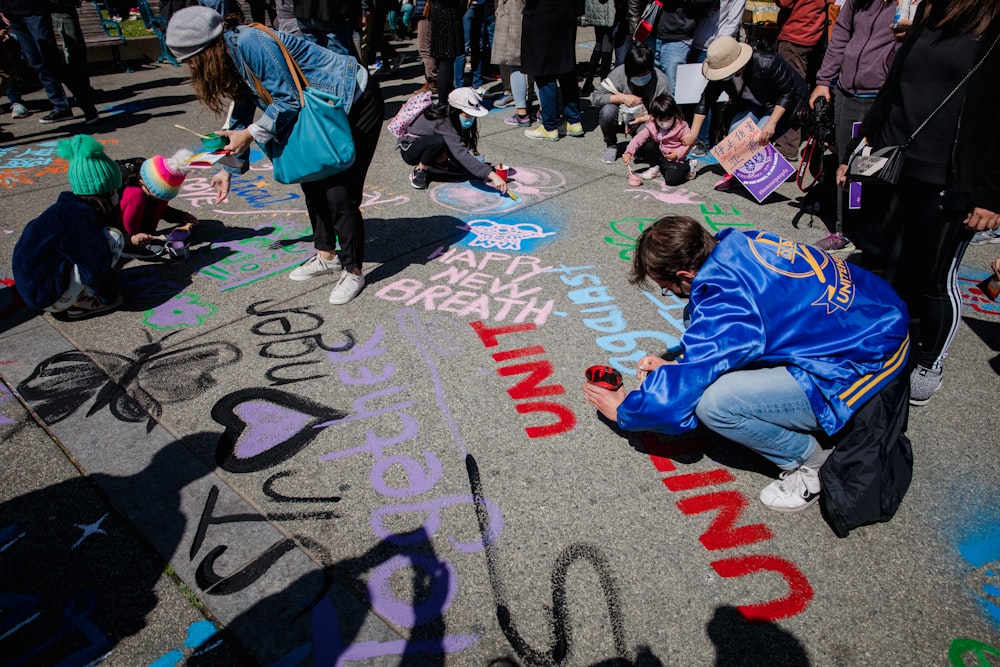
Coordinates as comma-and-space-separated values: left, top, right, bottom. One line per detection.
75, 1, 130, 72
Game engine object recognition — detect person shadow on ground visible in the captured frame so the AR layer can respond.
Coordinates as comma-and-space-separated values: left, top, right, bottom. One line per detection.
0, 431, 247, 665
707, 605, 811, 667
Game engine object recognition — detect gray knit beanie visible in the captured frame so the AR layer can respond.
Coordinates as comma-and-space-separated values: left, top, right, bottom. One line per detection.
166, 6, 224, 62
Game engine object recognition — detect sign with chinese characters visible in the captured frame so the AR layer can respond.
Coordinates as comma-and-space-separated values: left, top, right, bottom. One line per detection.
710, 117, 795, 203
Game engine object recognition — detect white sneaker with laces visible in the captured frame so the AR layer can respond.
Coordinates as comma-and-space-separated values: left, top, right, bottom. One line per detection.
289, 254, 342, 281
329, 271, 365, 304
759, 466, 821, 512
641, 165, 661, 181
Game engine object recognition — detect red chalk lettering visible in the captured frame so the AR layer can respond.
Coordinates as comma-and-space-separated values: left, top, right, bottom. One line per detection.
662, 468, 736, 492
498, 360, 565, 399
711, 555, 813, 621
675, 491, 774, 550
471, 321, 537, 347
516, 401, 577, 438
492, 346, 546, 362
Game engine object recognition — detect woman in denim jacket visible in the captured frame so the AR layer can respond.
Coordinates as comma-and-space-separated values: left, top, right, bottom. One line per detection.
166, 5, 384, 305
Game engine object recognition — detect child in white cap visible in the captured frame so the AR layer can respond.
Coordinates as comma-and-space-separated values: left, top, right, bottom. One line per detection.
398, 86, 509, 192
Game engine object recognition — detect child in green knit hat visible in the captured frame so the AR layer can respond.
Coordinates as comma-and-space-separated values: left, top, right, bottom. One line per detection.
13, 134, 126, 320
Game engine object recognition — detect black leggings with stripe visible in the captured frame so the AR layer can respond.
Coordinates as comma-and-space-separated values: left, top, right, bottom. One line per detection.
851, 176, 973, 370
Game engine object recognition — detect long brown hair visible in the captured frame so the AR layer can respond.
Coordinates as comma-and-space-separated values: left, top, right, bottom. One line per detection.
930, 0, 1000, 37
186, 37, 243, 116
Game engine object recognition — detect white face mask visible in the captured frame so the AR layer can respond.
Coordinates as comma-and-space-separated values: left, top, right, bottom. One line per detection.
656, 119, 675, 131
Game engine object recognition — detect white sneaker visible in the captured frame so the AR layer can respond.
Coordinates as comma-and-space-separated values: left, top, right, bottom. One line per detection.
289, 254, 342, 281
641, 165, 661, 181
328, 271, 365, 304
759, 466, 821, 512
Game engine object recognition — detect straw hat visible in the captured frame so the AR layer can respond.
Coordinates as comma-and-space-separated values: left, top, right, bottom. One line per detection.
702, 37, 753, 81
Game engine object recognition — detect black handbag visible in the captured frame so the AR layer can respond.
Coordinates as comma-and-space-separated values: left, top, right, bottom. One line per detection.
847, 31, 1000, 186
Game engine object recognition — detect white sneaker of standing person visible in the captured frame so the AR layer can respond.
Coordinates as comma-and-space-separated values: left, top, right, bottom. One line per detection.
289, 253, 342, 281
329, 271, 365, 304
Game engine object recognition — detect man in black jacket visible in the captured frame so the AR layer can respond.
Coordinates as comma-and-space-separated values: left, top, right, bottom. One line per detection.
682, 36, 808, 190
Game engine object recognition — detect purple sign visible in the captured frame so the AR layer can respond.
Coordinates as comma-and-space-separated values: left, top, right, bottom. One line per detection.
733, 145, 796, 203
849, 121, 863, 209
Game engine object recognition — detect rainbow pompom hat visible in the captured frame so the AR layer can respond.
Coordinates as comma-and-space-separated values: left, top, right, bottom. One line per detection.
140, 149, 193, 200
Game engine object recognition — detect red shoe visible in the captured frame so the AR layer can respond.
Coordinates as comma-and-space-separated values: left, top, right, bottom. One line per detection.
714, 173, 735, 191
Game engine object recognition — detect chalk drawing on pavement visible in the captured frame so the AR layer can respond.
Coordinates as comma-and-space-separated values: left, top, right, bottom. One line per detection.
0, 139, 116, 190
460, 219, 556, 252
959, 266, 1000, 317
143, 293, 217, 330
430, 166, 566, 214
625, 183, 702, 205
17, 331, 240, 431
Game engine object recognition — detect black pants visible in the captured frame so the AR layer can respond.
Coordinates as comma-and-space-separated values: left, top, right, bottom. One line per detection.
850, 176, 973, 370
401, 134, 447, 167
636, 142, 689, 186
299, 82, 384, 271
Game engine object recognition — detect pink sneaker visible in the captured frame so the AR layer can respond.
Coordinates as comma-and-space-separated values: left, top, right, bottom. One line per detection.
714, 173, 735, 191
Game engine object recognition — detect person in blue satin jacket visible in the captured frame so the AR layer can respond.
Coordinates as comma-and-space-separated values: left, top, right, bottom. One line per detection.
583, 216, 910, 513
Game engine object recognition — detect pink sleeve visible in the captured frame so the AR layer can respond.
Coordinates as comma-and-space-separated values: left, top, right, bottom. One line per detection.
119, 186, 146, 237
626, 125, 652, 156
674, 121, 692, 159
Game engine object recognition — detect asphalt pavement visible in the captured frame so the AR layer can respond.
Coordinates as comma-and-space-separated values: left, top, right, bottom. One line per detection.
1, 30, 999, 667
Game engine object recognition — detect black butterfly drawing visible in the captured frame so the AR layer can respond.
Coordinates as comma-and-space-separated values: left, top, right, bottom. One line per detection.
17, 330, 241, 432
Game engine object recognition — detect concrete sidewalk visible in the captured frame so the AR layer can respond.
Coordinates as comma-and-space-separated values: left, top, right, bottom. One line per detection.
2, 30, 1000, 667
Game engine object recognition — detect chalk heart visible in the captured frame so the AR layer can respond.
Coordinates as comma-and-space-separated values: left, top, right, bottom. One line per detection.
211, 388, 345, 473
232, 400, 313, 459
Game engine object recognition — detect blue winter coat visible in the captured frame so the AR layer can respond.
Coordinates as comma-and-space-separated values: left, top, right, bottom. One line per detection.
13, 192, 119, 311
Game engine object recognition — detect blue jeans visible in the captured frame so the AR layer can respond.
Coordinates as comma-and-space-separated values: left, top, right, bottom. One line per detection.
695, 367, 820, 470
535, 73, 580, 131
648, 38, 689, 96
454, 2, 494, 89
297, 17, 359, 58
7, 14, 69, 112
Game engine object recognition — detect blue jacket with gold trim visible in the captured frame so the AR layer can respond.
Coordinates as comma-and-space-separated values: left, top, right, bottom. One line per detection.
617, 228, 910, 436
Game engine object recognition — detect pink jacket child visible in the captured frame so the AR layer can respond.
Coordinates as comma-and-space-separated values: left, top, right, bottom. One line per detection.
622, 95, 691, 185
624, 116, 694, 186
119, 149, 199, 260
